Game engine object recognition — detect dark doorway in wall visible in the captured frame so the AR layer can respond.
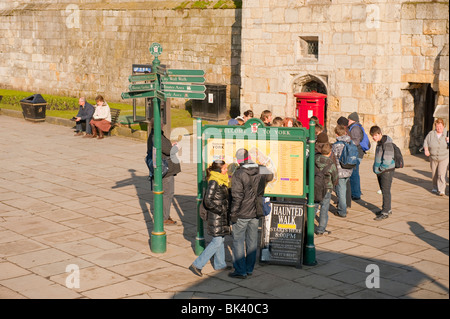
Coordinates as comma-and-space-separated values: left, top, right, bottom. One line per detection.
407, 83, 436, 154
423, 84, 436, 138
302, 80, 328, 129
230, 8, 242, 118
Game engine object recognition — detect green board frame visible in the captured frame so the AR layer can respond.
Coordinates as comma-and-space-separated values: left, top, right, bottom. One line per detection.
201, 118, 309, 199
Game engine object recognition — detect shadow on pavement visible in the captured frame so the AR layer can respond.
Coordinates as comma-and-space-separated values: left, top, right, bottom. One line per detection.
112, 169, 203, 252
408, 221, 449, 257
174, 247, 449, 299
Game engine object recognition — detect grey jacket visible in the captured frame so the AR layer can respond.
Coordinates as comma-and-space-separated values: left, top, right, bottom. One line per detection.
424, 129, 449, 161
332, 135, 354, 178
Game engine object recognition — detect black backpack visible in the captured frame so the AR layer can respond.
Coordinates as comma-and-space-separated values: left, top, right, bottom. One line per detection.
314, 161, 333, 203
392, 143, 404, 168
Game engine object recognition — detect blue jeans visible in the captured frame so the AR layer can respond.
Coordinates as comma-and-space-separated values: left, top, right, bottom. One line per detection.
232, 218, 259, 276
75, 117, 92, 134
193, 236, 226, 270
350, 158, 362, 198
316, 190, 331, 233
335, 177, 349, 217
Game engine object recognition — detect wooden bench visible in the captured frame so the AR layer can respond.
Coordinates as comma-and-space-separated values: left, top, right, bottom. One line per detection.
107, 108, 121, 136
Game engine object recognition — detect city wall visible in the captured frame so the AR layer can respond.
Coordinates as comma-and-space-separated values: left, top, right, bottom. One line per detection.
0, 0, 242, 111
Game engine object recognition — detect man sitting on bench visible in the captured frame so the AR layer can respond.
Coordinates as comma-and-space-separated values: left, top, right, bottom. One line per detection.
74, 97, 95, 137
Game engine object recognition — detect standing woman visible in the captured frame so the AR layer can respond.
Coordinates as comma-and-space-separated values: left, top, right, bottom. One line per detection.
423, 118, 449, 196
189, 160, 231, 276
90, 95, 111, 139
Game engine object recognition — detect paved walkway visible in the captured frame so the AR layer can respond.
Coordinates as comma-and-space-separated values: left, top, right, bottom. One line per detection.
0, 115, 448, 299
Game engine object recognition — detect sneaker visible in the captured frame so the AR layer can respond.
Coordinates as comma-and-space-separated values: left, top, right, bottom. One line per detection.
164, 218, 177, 225
438, 192, 445, 196
332, 211, 347, 218
374, 212, 389, 221
431, 189, 438, 193
315, 229, 331, 236
189, 264, 203, 277
83, 134, 93, 138
228, 272, 247, 279
74, 131, 83, 136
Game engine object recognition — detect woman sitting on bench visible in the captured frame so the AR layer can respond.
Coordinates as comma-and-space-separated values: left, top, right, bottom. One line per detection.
90, 95, 111, 139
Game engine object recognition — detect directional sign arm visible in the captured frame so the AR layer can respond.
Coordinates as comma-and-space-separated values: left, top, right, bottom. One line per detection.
167, 69, 205, 76
122, 90, 156, 99
160, 76, 205, 84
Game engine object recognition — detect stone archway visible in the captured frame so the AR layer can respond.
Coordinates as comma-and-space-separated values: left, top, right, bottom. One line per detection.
293, 74, 328, 94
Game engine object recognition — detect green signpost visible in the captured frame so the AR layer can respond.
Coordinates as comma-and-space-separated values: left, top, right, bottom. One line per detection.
162, 84, 206, 92
121, 43, 207, 254
160, 76, 206, 84
121, 90, 156, 100
128, 74, 157, 82
129, 83, 156, 91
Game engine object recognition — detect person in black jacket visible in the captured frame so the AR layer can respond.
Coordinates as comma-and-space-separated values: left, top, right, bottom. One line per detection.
146, 118, 181, 225
229, 148, 274, 279
189, 160, 231, 277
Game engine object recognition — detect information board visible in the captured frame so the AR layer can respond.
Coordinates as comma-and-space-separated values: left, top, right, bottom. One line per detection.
202, 119, 307, 198
260, 200, 306, 267
206, 138, 304, 197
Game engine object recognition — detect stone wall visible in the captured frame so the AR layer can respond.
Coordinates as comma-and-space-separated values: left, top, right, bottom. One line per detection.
0, 0, 242, 111
240, 0, 449, 153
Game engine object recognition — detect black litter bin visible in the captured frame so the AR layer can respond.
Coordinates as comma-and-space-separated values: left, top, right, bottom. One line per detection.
20, 94, 47, 122
192, 83, 227, 121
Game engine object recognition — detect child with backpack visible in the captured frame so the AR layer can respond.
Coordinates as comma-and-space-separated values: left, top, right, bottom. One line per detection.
332, 125, 356, 218
369, 126, 396, 221
314, 143, 338, 235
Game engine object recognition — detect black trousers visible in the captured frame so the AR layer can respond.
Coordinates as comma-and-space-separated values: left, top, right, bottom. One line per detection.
376, 170, 394, 213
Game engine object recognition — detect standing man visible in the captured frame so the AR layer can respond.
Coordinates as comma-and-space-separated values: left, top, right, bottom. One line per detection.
229, 148, 273, 279
369, 126, 396, 221
347, 112, 370, 200
73, 97, 95, 137
147, 118, 181, 225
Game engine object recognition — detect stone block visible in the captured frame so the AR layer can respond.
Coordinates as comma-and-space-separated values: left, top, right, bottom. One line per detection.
401, 20, 423, 35
258, 92, 286, 107
401, 4, 416, 20
423, 20, 447, 35
340, 97, 358, 113
285, 8, 298, 24
416, 3, 450, 20
345, 69, 361, 82
439, 81, 449, 96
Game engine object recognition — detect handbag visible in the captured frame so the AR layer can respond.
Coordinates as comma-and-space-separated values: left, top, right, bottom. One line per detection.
145, 154, 169, 178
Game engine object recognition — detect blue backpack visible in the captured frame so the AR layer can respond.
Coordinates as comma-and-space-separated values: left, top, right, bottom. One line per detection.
349, 123, 370, 152
336, 140, 359, 169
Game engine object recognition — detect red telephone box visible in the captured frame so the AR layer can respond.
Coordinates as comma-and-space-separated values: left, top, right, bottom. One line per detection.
294, 91, 327, 129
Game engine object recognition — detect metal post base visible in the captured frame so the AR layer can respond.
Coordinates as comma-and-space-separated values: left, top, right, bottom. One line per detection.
151, 232, 167, 253
303, 245, 317, 266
